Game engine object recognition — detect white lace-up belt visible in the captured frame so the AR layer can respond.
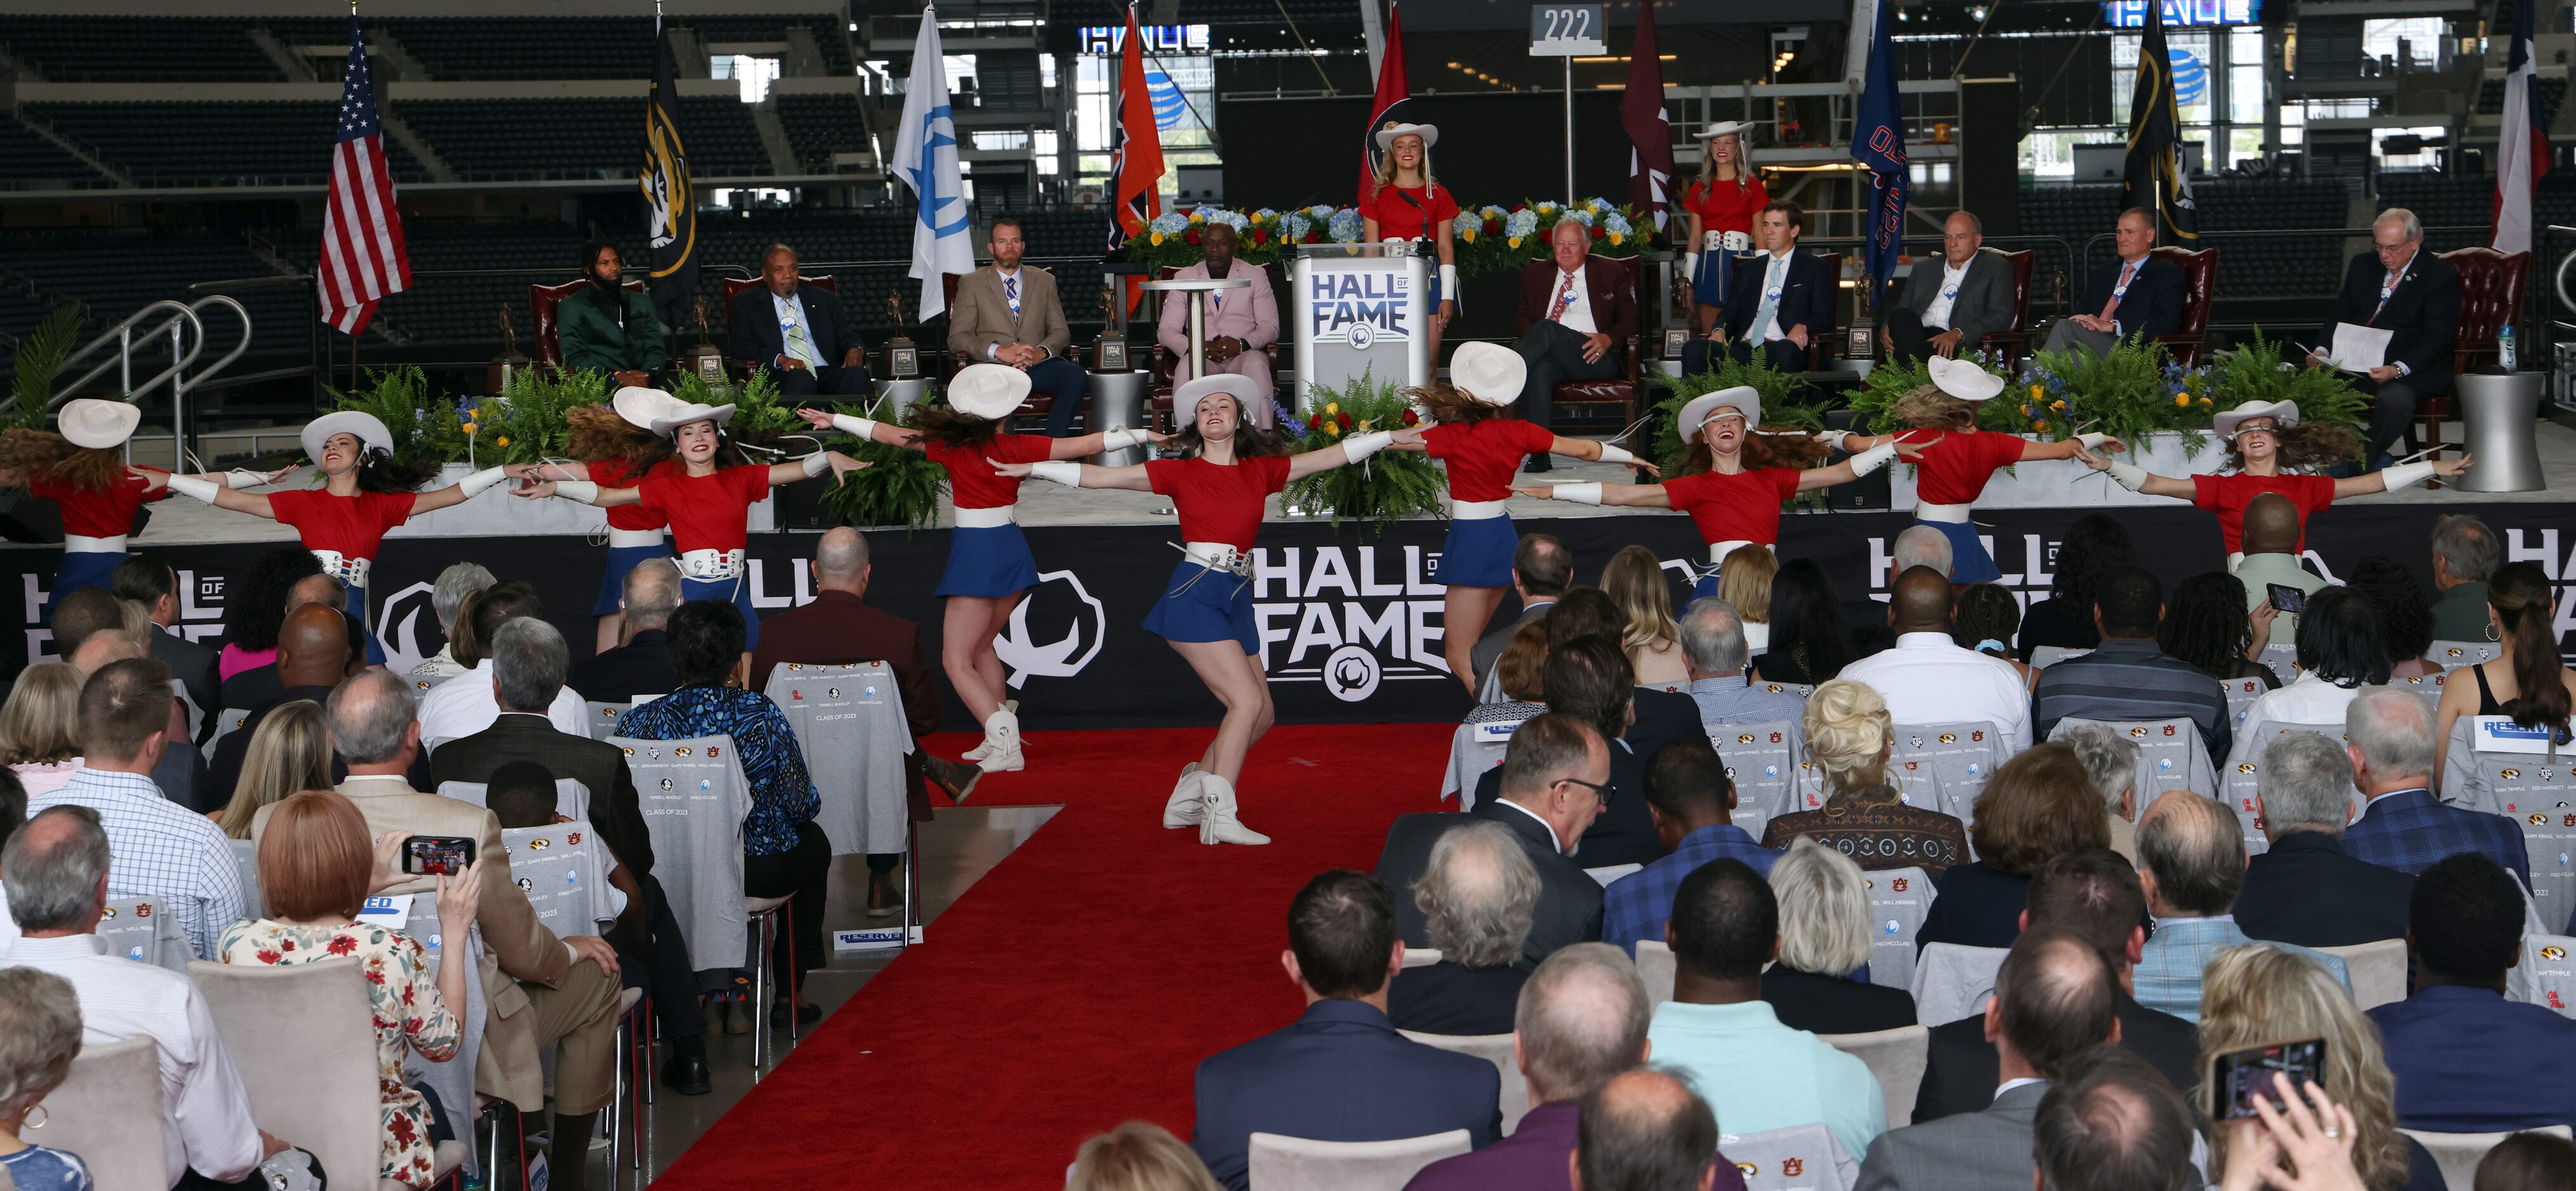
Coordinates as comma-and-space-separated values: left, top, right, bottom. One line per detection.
955, 505, 1017, 529
606, 528, 667, 549
1180, 541, 1252, 577
1914, 502, 1971, 524
676, 549, 745, 582
63, 534, 127, 554
1450, 499, 1507, 521
310, 550, 370, 585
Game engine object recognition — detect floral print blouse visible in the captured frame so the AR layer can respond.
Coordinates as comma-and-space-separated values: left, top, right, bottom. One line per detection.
218, 918, 462, 1187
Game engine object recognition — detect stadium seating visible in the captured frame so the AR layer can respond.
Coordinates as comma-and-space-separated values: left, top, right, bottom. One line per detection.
777, 93, 875, 174
25, 102, 429, 186
386, 17, 655, 81
395, 99, 635, 179
678, 97, 775, 178
0, 16, 285, 82
0, 115, 108, 188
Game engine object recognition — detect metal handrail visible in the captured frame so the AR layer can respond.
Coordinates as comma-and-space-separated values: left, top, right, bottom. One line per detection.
49, 294, 254, 470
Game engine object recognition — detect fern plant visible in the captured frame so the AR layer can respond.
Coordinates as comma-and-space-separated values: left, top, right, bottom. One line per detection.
2022, 336, 2214, 454
6, 301, 86, 432
1281, 366, 1442, 530
476, 368, 605, 465
813, 396, 946, 531
1647, 354, 1817, 474
686, 368, 799, 434
1843, 352, 2026, 435
325, 366, 464, 472
2205, 329, 2370, 431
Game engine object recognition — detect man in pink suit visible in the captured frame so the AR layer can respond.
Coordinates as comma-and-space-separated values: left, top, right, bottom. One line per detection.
1155, 221, 1279, 427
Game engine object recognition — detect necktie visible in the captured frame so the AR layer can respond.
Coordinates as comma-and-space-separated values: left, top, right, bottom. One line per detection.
2100, 261, 2136, 320
1749, 257, 1787, 343
1548, 272, 1577, 323
2372, 270, 2398, 323
779, 298, 820, 368
1004, 273, 1021, 320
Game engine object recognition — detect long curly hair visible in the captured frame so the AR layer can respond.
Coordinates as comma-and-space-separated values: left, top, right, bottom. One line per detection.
2044, 513, 2138, 650
1892, 384, 1977, 431
226, 547, 325, 653
346, 444, 441, 493
2159, 571, 2258, 679
565, 404, 762, 470
906, 401, 1005, 451
2228, 420, 2362, 472
1410, 382, 1501, 424
0, 431, 126, 493
1677, 427, 1825, 477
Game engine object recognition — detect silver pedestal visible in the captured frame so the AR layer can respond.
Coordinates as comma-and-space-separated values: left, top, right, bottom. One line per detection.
1089, 370, 1150, 465
2453, 370, 2546, 493
870, 378, 931, 421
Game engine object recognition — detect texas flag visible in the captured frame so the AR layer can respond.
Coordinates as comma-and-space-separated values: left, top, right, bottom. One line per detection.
2494, 0, 2550, 254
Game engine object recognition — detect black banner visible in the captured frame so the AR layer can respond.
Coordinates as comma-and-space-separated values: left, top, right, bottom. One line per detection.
8, 502, 2570, 732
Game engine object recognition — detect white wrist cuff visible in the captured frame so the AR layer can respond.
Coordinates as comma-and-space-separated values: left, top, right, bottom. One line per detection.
2380, 461, 2435, 491
2107, 460, 2149, 492
1553, 482, 1604, 505
457, 467, 509, 498
221, 469, 269, 489
2075, 433, 2110, 450
164, 474, 220, 504
801, 452, 832, 477
830, 413, 880, 440
1437, 264, 1458, 302
554, 481, 600, 504
1684, 252, 1700, 280
1848, 442, 1899, 478
1595, 444, 1635, 465
1342, 431, 1395, 462
1030, 461, 1083, 488
1102, 428, 1149, 452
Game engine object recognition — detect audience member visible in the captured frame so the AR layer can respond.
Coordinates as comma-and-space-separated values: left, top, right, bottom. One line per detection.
1890, 524, 1954, 583
1855, 928, 2118, 1191
2197, 944, 2445, 1191
2246, 587, 2389, 730
220, 790, 468, 1187
2029, 566, 2230, 760
2030, 1047, 2202, 1191
1474, 620, 1552, 727
2232, 493, 2324, 650
1465, 630, 1690, 868
616, 600, 829, 1028
405, 563, 494, 688
1916, 743, 2108, 951
1389, 820, 1540, 1036
1751, 559, 1855, 685
111, 554, 219, 725
2340, 686, 2528, 885
2158, 572, 2280, 689
2053, 724, 2141, 862
1380, 713, 1609, 961
1648, 857, 1886, 1164
1762, 839, 1917, 1033
2472, 1131, 2576, 1191
2426, 513, 2499, 642
1544, 589, 1715, 769
1713, 545, 1775, 653
1471, 535, 1572, 689
1188, 869, 1500, 1190
46, 587, 124, 667
1569, 1068, 1726, 1191
219, 569, 341, 713
1675, 599, 1803, 728
2369, 853, 2576, 1133
211, 699, 329, 840
736, 242, 873, 398
26, 657, 241, 958
2236, 731, 2414, 947
747, 528, 980, 902
1067, 1121, 1220, 1191
216, 547, 323, 684
0, 665, 86, 798
415, 581, 588, 743
207, 602, 348, 802
2344, 557, 2441, 679
1840, 566, 2033, 750
0, 965, 93, 1191
1602, 741, 1777, 956
1760, 680, 1968, 878
1951, 583, 2035, 690
2130, 791, 2348, 1021
1, 806, 282, 1185
2016, 514, 2136, 658
1911, 850, 2200, 1123
1605, 546, 1688, 689
1406, 943, 1663, 1191
2433, 561, 2576, 784
2310, 207, 2457, 464
566, 557, 683, 703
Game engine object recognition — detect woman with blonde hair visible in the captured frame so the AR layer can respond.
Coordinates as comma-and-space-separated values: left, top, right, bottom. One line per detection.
1758, 679, 1968, 876
1066, 1121, 1220, 1191
2202, 945, 2446, 1191
1603, 544, 1688, 689
1715, 543, 1777, 652
0, 663, 85, 797
1762, 838, 1918, 1033
1680, 121, 1768, 335
211, 700, 330, 839
1358, 123, 1458, 368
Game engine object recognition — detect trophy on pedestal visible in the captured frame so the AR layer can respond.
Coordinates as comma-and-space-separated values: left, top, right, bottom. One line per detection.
1092, 283, 1128, 372
882, 291, 920, 379
683, 296, 728, 386
490, 306, 531, 394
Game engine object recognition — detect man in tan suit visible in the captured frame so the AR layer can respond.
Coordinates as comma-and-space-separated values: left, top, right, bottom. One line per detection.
946, 214, 1088, 435
1154, 221, 1279, 427
254, 671, 623, 1191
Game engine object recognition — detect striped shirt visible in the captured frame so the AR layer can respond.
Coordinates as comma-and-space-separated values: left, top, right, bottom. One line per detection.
29, 768, 245, 960
2030, 639, 2232, 762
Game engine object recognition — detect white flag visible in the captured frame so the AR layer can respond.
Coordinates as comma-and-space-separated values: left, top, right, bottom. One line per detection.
894, 8, 973, 320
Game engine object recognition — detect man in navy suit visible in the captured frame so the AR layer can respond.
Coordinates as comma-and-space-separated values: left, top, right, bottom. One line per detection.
2337, 687, 2530, 889
728, 243, 872, 398
2306, 207, 2461, 462
2236, 731, 2416, 947
2041, 207, 2185, 356
2369, 853, 2576, 1133
1689, 200, 1833, 375
1378, 713, 1611, 964
1188, 869, 1502, 1190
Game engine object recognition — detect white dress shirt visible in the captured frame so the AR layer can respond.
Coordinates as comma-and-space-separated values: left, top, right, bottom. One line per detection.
4, 934, 265, 1186
1837, 631, 2035, 750
1921, 258, 1971, 329
771, 290, 821, 368
1548, 267, 1599, 335
2244, 672, 2364, 735
1753, 251, 1795, 342
1492, 797, 1568, 854
984, 267, 1045, 360
28, 767, 244, 960
415, 659, 591, 746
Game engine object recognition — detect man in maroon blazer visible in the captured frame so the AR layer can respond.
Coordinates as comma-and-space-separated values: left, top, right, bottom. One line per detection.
749, 527, 977, 914
1512, 219, 1638, 471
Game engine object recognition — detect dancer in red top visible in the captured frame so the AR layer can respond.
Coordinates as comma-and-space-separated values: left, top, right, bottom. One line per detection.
795, 363, 1169, 774
1359, 122, 1459, 370
1828, 356, 2120, 584
0, 399, 244, 612
1385, 341, 1654, 690
507, 386, 686, 653
995, 374, 1424, 845
1680, 120, 1769, 334
2074, 398, 2470, 564
1517, 387, 1914, 596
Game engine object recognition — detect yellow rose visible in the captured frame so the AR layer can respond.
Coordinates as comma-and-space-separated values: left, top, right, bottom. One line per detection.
2199, 396, 2213, 406
1461, 228, 1477, 244
2029, 384, 2043, 400
1150, 231, 1165, 246
2032, 421, 2049, 433
2174, 394, 2190, 408
1323, 420, 1342, 437
1326, 401, 1340, 415
1189, 212, 1205, 225
1607, 233, 1624, 246
1507, 236, 1522, 249
495, 435, 511, 448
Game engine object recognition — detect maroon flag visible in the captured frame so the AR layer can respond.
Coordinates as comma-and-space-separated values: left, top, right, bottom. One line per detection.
1621, 1, 1677, 236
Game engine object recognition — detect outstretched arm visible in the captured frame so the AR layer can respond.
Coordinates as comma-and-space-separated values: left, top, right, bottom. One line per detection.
409, 463, 519, 514
1550, 434, 1659, 477
1048, 427, 1170, 460
2332, 452, 2472, 499
512, 479, 646, 508
2017, 434, 2124, 463
1792, 438, 1921, 492
138, 467, 289, 519
1511, 481, 1674, 509
988, 458, 1155, 492
796, 408, 924, 451
2070, 441, 2197, 498
1286, 425, 1426, 481
765, 452, 867, 487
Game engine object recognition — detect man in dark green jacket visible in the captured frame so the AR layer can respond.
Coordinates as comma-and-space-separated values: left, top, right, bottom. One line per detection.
559, 239, 664, 387
2428, 512, 2499, 642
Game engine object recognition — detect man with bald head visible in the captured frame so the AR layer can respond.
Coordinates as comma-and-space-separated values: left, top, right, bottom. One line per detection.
750, 527, 976, 915
2130, 791, 2349, 1021
2231, 492, 2323, 649
569, 557, 683, 703
1569, 1067, 1725, 1191
208, 601, 350, 798
1389, 819, 1542, 1036
2032, 1047, 2203, 1191
1838, 565, 2033, 749
1881, 211, 2017, 365
218, 571, 345, 712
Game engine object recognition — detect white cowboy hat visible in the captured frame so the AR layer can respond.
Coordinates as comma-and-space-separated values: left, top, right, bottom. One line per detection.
56, 399, 140, 450
1926, 355, 2005, 403
1178, 373, 1260, 424
649, 401, 736, 438
301, 410, 395, 466
2213, 399, 2300, 443
1373, 122, 1439, 151
947, 363, 1033, 420
611, 386, 688, 431
1449, 341, 1527, 407
1678, 386, 1762, 443
1695, 120, 1758, 140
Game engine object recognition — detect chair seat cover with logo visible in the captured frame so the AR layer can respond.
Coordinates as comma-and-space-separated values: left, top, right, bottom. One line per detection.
2221, 675, 2268, 731
2223, 720, 2347, 856
500, 820, 617, 936
1720, 1121, 1859, 1191
205, 706, 253, 761
610, 733, 752, 971
2512, 934, 2576, 1017
230, 836, 263, 921
1910, 942, 2008, 1028
2442, 715, 2576, 929
2428, 639, 2503, 670
1888, 722, 2007, 827
98, 895, 191, 971
1712, 719, 1801, 844
1864, 866, 1937, 992
2026, 646, 2091, 670
584, 701, 632, 741
404, 923, 486, 1177
1444, 703, 1538, 807
2256, 644, 2300, 686
762, 661, 913, 856
2050, 717, 2216, 804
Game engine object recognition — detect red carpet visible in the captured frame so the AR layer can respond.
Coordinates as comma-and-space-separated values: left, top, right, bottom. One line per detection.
652, 723, 1455, 1190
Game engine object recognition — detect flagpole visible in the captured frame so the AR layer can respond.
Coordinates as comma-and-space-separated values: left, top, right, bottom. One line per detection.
349, 0, 358, 388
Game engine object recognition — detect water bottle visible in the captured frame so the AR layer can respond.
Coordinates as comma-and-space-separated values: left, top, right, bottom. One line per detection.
2499, 324, 2516, 373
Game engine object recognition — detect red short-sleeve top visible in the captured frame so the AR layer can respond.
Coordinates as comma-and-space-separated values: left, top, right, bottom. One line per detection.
1425, 419, 1556, 503
268, 488, 418, 560
1682, 175, 1770, 241
1359, 183, 1460, 242
32, 469, 171, 538
927, 433, 1056, 510
592, 457, 678, 531
2192, 472, 2336, 554
1146, 454, 1293, 552
1892, 429, 2030, 507
1659, 467, 1802, 547
637, 465, 772, 555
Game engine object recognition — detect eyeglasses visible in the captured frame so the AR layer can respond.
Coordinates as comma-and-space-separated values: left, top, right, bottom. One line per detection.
1553, 775, 1614, 806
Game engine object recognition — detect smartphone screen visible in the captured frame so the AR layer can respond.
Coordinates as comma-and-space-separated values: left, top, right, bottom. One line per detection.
2265, 583, 2308, 616
402, 836, 476, 877
2209, 1038, 2327, 1120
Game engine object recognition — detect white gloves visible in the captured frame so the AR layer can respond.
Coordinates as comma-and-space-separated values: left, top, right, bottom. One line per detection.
1684, 252, 1700, 283
1847, 442, 1900, 478
1595, 444, 1637, 466
552, 480, 600, 504
800, 452, 832, 477
1548, 483, 1604, 505
164, 474, 221, 504
1438, 264, 1458, 306
2379, 461, 2436, 492
221, 469, 271, 489
2074, 433, 2112, 450
1102, 427, 1151, 452
2106, 461, 2149, 492
1029, 461, 1083, 488
1342, 431, 1395, 462
830, 413, 880, 440
456, 467, 510, 497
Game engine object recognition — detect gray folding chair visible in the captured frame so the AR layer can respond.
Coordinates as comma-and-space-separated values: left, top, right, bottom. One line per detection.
1821, 1025, 1929, 1131
1400, 1031, 1529, 1133
433, 777, 593, 828
1246, 1129, 1472, 1191
2221, 675, 2268, 732
2315, 939, 2407, 1010
1909, 942, 2008, 1028
1712, 719, 1801, 842
609, 734, 754, 973
2223, 720, 2347, 857
38, 1037, 166, 1191
96, 897, 189, 973
203, 706, 253, 762
1636, 938, 1677, 1009
2438, 715, 2576, 929
1718, 1121, 1859, 1191
762, 661, 914, 857
1891, 721, 2006, 824
2257, 644, 2300, 685
2026, 646, 2092, 669
499, 820, 613, 937
1864, 867, 1936, 992
2050, 717, 2216, 804
2511, 934, 2575, 1018
1442, 712, 1527, 809
230, 838, 263, 921
1753, 680, 1815, 702
404, 925, 486, 1181
2427, 639, 2504, 670
584, 700, 632, 740
2400, 1126, 2574, 1191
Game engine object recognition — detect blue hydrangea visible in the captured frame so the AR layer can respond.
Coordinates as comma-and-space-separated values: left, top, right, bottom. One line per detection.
1306, 204, 1338, 220
1452, 211, 1481, 236
1564, 208, 1595, 228
1205, 207, 1249, 232
1328, 208, 1364, 243
1604, 212, 1634, 239
1283, 211, 1312, 241
1149, 211, 1190, 235
1504, 209, 1540, 239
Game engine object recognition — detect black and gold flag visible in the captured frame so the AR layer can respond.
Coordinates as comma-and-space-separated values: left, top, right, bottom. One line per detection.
642, 13, 697, 326
2122, 3, 2199, 244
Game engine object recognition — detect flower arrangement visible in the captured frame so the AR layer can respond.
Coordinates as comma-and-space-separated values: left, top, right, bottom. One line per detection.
1121, 197, 1651, 278
1647, 355, 1821, 476
2201, 330, 2372, 434
1279, 367, 1441, 530
1123, 205, 1344, 272
813, 395, 945, 531
329, 365, 466, 472
2022, 337, 2211, 453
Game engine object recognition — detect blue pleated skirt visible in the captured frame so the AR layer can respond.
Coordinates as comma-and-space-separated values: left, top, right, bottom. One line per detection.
1437, 516, 1519, 589
681, 573, 762, 649
1923, 517, 2003, 585
936, 524, 1042, 599
344, 580, 386, 665
48, 550, 124, 615
1142, 560, 1258, 653
593, 542, 677, 616
1692, 248, 1741, 307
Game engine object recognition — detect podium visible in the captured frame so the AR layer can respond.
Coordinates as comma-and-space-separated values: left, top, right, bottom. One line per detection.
1290, 244, 1430, 410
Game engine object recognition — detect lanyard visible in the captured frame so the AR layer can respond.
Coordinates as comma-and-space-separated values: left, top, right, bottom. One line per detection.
2110, 262, 2137, 301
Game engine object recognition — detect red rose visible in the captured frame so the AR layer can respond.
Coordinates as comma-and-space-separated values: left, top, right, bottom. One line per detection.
1185, 228, 1201, 245
1250, 227, 1267, 245
1591, 224, 1607, 240
1486, 218, 1503, 233
1335, 411, 1354, 430
1512, 204, 1529, 213
1304, 231, 1320, 243
1401, 408, 1420, 426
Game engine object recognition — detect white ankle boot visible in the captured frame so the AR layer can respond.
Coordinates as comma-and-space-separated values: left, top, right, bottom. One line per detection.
974, 708, 1024, 773
1196, 774, 1269, 846
964, 700, 1024, 761
1163, 763, 1204, 828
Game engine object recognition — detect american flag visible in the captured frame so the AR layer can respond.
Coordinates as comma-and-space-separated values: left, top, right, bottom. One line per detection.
318, 13, 409, 336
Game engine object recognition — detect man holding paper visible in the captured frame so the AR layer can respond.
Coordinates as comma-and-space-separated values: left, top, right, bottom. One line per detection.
2307, 208, 2460, 465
